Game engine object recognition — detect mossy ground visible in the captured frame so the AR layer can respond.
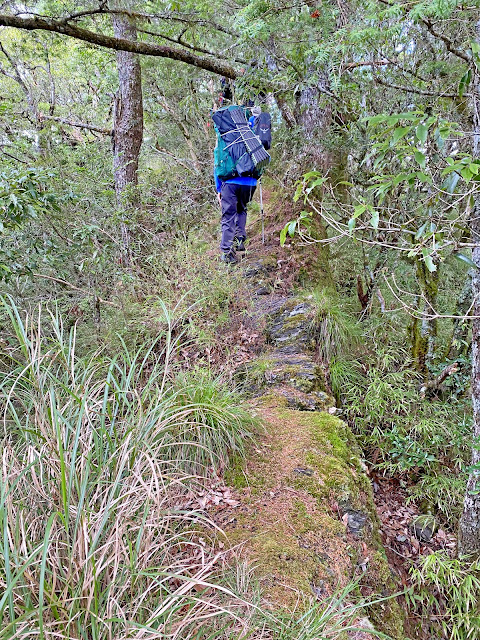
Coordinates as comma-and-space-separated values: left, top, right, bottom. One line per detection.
215, 404, 405, 638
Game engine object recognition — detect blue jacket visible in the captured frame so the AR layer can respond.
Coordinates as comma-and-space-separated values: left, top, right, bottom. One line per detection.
214, 173, 257, 193
214, 115, 258, 193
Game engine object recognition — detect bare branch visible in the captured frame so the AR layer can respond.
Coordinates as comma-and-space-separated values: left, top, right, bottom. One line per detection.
374, 75, 460, 99
32, 273, 120, 307
41, 114, 112, 135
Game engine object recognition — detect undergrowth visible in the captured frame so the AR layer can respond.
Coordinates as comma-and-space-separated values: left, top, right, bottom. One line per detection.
408, 551, 480, 640
0, 297, 387, 639
311, 290, 471, 525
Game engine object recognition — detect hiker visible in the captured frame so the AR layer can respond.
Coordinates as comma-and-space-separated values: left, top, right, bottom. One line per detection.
213, 105, 271, 264
215, 167, 257, 263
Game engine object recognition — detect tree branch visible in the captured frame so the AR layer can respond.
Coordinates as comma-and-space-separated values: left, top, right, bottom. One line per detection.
374, 75, 460, 99
41, 114, 112, 135
0, 13, 238, 78
419, 362, 459, 397
422, 17, 471, 64
52, 8, 239, 38
136, 26, 247, 64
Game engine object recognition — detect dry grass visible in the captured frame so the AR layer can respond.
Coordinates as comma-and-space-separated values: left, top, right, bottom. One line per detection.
0, 299, 256, 639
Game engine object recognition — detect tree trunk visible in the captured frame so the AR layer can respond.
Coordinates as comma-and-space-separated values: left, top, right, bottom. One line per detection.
112, 7, 143, 261
458, 21, 480, 556
410, 258, 439, 379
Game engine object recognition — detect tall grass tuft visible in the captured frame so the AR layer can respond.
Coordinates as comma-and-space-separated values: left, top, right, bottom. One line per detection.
166, 368, 258, 473
308, 288, 361, 363
0, 298, 256, 638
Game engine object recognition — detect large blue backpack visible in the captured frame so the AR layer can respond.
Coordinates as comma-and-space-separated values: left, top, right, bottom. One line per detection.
212, 105, 271, 181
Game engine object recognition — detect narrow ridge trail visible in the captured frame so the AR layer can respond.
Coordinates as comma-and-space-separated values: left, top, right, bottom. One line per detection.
208, 207, 406, 639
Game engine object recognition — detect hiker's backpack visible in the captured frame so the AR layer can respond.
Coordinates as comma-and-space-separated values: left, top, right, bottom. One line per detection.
212, 105, 271, 182
253, 111, 272, 150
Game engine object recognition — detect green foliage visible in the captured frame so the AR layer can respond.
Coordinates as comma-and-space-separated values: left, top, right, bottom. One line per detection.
408, 551, 480, 640
0, 166, 68, 278
264, 580, 390, 639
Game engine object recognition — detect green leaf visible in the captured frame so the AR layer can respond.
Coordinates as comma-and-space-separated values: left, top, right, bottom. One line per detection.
370, 210, 379, 230
391, 126, 411, 145
392, 173, 409, 186
287, 221, 296, 237
415, 222, 428, 240
458, 69, 472, 99
353, 204, 367, 218
414, 150, 426, 169
280, 226, 287, 246
306, 176, 327, 194
417, 172, 432, 184
348, 217, 356, 232
299, 210, 312, 220
461, 167, 474, 184
415, 124, 428, 144
455, 253, 476, 268
470, 163, 480, 175
424, 255, 437, 273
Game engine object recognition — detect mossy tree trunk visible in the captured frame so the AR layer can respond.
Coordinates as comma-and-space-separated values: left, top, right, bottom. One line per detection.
410, 257, 439, 379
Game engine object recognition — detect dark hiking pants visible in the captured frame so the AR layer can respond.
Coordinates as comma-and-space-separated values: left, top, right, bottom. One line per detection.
220, 182, 256, 254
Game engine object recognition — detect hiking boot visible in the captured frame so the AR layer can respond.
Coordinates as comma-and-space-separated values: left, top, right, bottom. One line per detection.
235, 237, 246, 252
220, 251, 238, 265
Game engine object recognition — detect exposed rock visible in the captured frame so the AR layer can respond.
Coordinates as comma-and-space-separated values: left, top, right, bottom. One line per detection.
412, 514, 437, 542
343, 509, 369, 535
255, 286, 271, 295
294, 467, 315, 476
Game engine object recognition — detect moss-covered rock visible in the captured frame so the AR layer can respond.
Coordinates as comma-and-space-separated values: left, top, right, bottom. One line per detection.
218, 406, 404, 638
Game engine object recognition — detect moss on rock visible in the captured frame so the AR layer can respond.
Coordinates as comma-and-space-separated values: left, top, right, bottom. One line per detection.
220, 406, 404, 638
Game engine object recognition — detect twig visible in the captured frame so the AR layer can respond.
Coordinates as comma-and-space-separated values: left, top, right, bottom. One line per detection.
33, 273, 119, 307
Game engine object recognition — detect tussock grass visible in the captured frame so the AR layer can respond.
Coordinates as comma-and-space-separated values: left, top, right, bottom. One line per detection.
307, 288, 361, 363
0, 298, 256, 638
